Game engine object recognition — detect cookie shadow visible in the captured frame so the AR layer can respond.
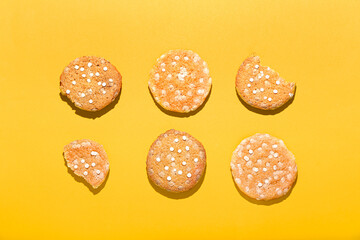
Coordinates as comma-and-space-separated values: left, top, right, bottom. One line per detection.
236, 86, 296, 115
63, 153, 109, 194
148, 87, 212, 118
147, 166, 206, 199
231, 173, 298, 206
59, 88, 121, 119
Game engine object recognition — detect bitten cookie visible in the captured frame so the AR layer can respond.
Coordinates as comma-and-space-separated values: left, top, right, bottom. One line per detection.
148, 50, 212, 113
231, 133, 297, 201
64, 139, 110, 189
60, 56, 122, 111
235, 56, 295, 110
147, 129, 206, 193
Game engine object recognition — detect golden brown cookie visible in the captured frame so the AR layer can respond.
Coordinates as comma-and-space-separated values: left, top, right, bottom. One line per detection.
235, 56, 295, 110
231, 133, 297, 201
147, 129, 206, 193
148, 50, 212, 113
60, 56, 122, 111
64, 139, 109, 189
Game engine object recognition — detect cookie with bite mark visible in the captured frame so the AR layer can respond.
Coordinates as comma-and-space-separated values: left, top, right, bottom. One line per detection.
64, 139, 109, 189
236, 56, 295, 110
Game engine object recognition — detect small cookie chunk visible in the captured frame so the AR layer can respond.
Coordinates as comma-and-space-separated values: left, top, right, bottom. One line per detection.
147, 129, 206, 193
235, 56, 295, 110
60, 56, 122, 111
230, 133, 297, 201
148, 50, 212, 113
64, 139, 110, 189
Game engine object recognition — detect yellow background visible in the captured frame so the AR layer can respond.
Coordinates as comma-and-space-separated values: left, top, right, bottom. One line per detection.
0, 0, 359, 239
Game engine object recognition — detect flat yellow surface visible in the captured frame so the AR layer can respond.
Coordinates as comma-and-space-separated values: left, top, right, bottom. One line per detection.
0, 0, 359, 239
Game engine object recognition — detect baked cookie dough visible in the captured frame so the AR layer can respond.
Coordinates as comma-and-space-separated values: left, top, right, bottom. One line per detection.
60, 56, 122, 111
147, 129, 206, 193
148, 50, 212, 113
231, 133, 297, 201
235, 56, 295, 110
64, 139, 110, 189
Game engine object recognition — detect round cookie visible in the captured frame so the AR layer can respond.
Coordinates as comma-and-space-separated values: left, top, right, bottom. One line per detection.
148, 50, 212, 113
64, 139, 110, 189
60, 56, 122, 111
230, 133, 297, 201
235, 56, 295, 110
147, 129, 206, 193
